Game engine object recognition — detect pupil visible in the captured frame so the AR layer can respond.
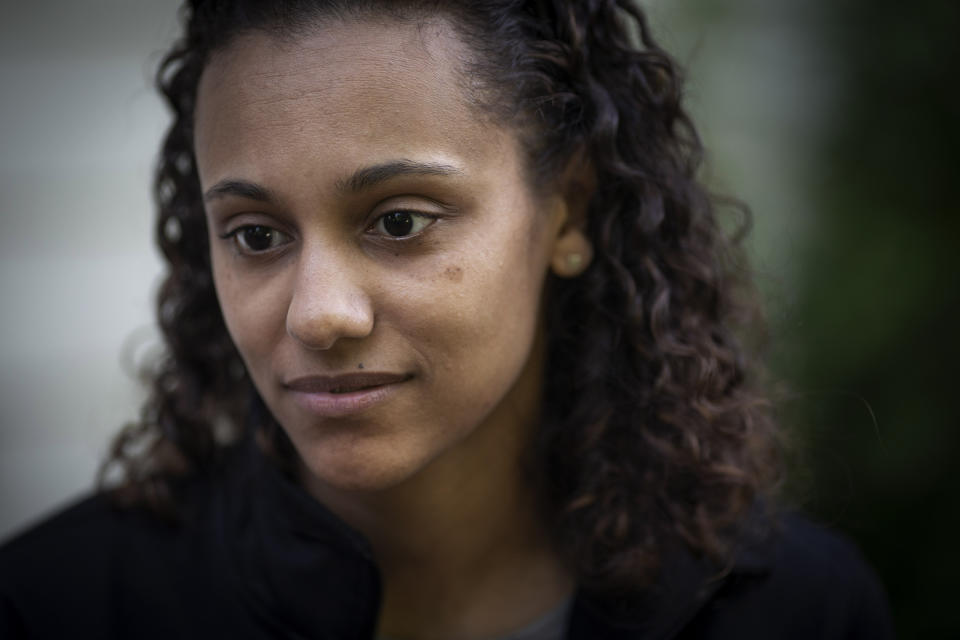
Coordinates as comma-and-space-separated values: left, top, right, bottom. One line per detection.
383, 212, 413, 237
243, 226, 274, 251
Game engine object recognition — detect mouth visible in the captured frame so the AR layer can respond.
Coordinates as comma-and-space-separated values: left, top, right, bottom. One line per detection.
284, 372, 411, 393
328, 385, 371, 394
283, 372, 411, 418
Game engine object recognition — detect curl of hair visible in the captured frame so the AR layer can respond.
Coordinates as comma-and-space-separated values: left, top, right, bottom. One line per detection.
102, 0, 780, 594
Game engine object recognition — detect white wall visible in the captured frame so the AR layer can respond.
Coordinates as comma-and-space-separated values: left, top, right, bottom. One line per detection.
0, 1, 180, 539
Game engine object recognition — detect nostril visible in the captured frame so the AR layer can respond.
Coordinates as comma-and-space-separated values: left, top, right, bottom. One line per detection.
285, 261, 375, 350
285, 300, 376, 351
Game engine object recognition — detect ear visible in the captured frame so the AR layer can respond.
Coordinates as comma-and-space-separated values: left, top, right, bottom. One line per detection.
549, 150, 595, 278
550, 226, 593, 277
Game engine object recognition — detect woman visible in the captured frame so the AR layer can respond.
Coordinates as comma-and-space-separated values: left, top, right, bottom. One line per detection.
0, 1, 893, 638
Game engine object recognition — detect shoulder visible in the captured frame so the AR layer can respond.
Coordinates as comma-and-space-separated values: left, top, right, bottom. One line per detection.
0, 491, 161, 593
0, 493, 143, 636
686, 512, 895, 639
0, 479, 213, 588
0, 447, 381, 640
569, 512, 895, 640
1, 489, 176, 555
0, 477, 243, 639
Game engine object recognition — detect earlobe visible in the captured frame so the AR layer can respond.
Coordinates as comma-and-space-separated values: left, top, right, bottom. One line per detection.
550, 228, 593, 278
549, 150, 595, 278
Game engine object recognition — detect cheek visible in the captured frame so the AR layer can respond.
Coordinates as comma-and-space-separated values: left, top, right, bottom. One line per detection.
443, 265, 464, 283
407, 239, 548, 378
212, 261, 288, 372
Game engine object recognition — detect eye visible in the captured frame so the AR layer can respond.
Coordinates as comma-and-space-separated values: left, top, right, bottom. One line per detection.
222, 224, 292, 254
372, 211, 436, 238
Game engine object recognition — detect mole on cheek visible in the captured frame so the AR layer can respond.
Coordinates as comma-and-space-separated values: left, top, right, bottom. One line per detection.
444, 265, 464, 283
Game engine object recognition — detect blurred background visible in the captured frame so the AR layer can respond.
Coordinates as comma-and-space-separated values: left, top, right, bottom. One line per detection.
0, 0, 956, 636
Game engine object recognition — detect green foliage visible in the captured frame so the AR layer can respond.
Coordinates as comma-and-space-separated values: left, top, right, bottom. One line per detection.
769, 0, 960, 635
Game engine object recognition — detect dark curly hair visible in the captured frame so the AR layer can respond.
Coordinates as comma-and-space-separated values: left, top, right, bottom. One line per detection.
102, 0, 780, 596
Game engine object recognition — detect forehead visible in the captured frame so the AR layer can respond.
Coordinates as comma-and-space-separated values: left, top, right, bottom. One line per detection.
194, 18, 508, 184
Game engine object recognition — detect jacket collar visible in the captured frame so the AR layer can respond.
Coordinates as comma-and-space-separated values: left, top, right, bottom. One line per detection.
567, 513, 775, 639
220, 438, 381, 639
221, 438, 775, 639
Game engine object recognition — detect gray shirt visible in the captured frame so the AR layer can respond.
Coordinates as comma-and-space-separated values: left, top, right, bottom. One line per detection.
377, 596, 572, 640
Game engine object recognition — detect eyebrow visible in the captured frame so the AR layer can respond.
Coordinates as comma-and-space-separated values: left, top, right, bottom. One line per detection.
203, 179, 276, 204
336, 159, 462, 193
202, 159, 461, 204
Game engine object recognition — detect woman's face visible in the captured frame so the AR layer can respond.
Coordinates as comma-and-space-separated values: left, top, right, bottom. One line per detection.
195, 18, 572, 492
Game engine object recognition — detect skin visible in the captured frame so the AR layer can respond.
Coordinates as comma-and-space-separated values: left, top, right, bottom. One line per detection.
195, 17, 590, 640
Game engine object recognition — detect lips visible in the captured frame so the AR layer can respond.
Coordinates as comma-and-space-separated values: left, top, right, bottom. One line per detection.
283, 372, 411, 418
284, 372, 411, 393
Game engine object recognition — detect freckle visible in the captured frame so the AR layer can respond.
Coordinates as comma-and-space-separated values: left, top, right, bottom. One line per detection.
358, 363, 364, 369
444, 265, 464, 283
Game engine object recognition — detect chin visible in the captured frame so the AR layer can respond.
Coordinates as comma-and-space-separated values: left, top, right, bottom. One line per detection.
296, 436, 432, 494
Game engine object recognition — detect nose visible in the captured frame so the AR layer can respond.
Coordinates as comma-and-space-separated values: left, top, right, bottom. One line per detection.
285, 250, 374, 351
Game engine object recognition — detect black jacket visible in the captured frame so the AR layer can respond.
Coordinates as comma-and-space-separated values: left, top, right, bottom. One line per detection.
0, 443, 894, 639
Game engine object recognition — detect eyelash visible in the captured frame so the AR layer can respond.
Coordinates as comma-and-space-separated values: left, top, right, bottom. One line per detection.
219, 210, 439, 255
369, 210, 438, 239
219, 224, 291, 255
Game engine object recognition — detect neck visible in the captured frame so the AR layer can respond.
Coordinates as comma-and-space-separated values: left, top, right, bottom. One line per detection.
301, 334, 573, 639
312, 454, 572, 639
